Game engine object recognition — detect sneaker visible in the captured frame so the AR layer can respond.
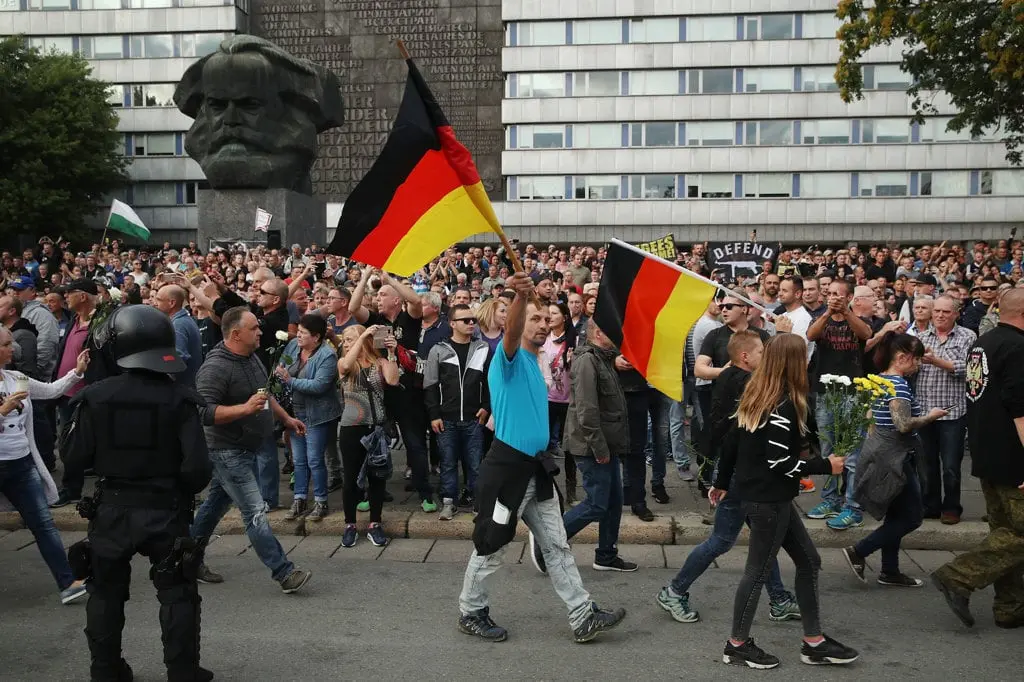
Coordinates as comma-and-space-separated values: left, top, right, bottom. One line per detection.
404, 467, 412, 480
677, 468, 696, 482
196, 564, 224, 585
280, 569, 312, 594
439, 498, 456, 521
49, 489, 79, 509
842, 546, 867, 583
723, 638, 779, 669
341, 524, 358, 548
656, 587, 699, 623
878, 572, 924, 588
799, 478, 816, 494
768, 597, 802, 622
528, 531, 547, 575
651, 485, 670, 504
457, 489, 475, 509
421, 498, 438, 513
826, 508, 864, 530
366, 522, 388, 547
307, 501, 329, 522
458, 607, 508, 642
573, 605, 626, 643
356, 500, 370, 512
327, 478, 343, 493
632, 505, 655, 522
931, 572, 974, 627
807, 500, 841, 519
60, 583, 87, 605
800, 633, 859, 665
593, 557, 638, 572
284, 498, 307, 520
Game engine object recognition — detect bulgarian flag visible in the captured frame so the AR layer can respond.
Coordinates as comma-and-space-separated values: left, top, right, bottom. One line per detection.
326, 56, 503, 276
106, 199, 150, 241
594, 240, 718, 401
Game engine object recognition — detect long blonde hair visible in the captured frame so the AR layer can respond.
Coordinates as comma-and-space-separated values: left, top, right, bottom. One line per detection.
340, 325, 381, 387
735, 334, 809, 433
476, 297, 505, 333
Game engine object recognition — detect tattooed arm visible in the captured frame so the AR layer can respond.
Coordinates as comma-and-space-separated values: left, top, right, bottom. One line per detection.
890, 399, 947, 434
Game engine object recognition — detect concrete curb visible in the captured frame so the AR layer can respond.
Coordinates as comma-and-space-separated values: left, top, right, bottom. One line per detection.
2, 507, 987, 551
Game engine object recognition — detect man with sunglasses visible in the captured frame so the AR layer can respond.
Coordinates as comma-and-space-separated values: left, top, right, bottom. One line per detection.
961, 277, 1000, 334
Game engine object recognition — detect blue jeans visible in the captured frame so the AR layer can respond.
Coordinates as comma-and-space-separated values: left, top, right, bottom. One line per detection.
291, 418, 331, 502
0, 455, 74, 590
816, 396, 862, 511
854, 460, 923, 574
918, 417, 967, 516
563, 455, 623, 565
668, 376, 695, 471
251, 432, 280, 508
437, 419, 483, 500
670, 494, 789, 603
191, 448, 294, 583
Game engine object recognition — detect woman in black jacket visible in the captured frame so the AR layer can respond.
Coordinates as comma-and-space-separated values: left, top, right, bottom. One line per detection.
712, 334, 857, 670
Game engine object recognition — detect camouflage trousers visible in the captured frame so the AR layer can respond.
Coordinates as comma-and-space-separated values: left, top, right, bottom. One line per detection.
936, 482, 1024, 622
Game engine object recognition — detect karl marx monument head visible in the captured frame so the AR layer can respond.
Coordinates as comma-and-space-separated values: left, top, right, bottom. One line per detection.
173, 35, 344, 195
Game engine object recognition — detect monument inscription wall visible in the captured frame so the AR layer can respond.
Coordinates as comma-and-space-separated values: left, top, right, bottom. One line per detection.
250, 0, 504, 203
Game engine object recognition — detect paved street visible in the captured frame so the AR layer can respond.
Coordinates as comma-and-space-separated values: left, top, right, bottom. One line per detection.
1, 531, 1016, 681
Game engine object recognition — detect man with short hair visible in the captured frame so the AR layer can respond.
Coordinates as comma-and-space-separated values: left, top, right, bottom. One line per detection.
802, 277, 827, 320
567, 292, 588, 341
0, 295, 39, 379
534, 272, 558, 305
777, 276, 812, 345
11, 276, 58, 378
684, 298, 722, 487
567, 252, 591, 291
325, 286, 357, 336
961, 276, 999, 333
153, 284, 202, 388
761, 273, 781, 307
907, 295, 935, 337
901, 273, 938, 324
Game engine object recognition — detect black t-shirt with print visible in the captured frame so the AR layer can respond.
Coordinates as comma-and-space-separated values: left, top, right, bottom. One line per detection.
813, 316, 865, 393
366, 310, 422, 391
699, 325, 771, 373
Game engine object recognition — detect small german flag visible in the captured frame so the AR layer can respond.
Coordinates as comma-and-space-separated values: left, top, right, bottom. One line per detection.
594, 240, 717, 400
326, 58, 502, 276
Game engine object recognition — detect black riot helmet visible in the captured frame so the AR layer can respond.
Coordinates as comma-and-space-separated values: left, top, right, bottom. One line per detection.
108, 305, 186, 374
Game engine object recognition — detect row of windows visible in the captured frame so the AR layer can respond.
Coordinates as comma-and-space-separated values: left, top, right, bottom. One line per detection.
508, 13, 843, 46
106, 83, 175, 108
3, 0, 230, 10
508, 65, 908, 98
508, 118, 997, 150
509, 171, 1024, 201
115, 181, 206, 206
27, 32, 229, 59
125, 132, 183, 156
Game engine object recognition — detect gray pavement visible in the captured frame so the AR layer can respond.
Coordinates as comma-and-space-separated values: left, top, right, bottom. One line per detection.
0, 530, 1016, 681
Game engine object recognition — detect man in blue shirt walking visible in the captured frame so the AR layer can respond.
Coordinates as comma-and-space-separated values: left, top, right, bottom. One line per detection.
153, 284, 202, 388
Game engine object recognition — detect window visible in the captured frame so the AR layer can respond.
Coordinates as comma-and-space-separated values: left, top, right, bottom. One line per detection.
181, 0, 231, 6
865, 64, 911, 90
106, 85, 124, 108
801, 66, 837, 92
862, 119, 911, 144
801, 173, 850, 198
80, 36, 124, 60
517, 21, 566, 46
919, 118, 973, 143
920, 171, 969, 197
79, 0, 122, 7
574, 71, 620, 96
516, 73, 565, 98
984, 171, 1024, 196
517, 176, 565, 200
686, 121, 733, 146
132, 133, 176, 156
687, 16, 736, 42
802, 119, 851, 144
29, 37, 73, 54
744, 173, 791, 198
574, 19, 621, 44
130, 34, 174, 59
131, 84, 176, 107
629, 71, 677, 96
184, 181, 208, 204
574, 175, 619, 200
630, 122, 676, 147
694, 68, 733, 94
630, 174, 676, 198
759, 14, 795, 40
630, 18, 677, 43
743, 68, 793, 93
860, 172, 909, 197
573, 123, 621, 148
133, 182, 176, 206
803, 13, 842, 39
129, 0, 174, 7
518, 125, 564, 149
0, 0, 18, 10
29, 0, 72, 8
182, 33, 227, 58
746, 120, 793, 145
686, 174, 733, 198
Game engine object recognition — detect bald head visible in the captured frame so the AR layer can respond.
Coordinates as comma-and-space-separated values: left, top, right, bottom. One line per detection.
1000, 288, 1024, 326
376, 284, 402, 316
153, 283, 186, 316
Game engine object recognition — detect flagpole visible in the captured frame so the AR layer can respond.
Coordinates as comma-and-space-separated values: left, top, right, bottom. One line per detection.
610, 239, 773, 316
101, 204, 111, 246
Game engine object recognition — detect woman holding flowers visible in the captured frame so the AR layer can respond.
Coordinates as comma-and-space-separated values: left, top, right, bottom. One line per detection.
842, 333, 948, 587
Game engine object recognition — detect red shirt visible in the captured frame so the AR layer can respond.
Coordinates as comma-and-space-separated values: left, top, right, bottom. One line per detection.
57, 320, 89, 397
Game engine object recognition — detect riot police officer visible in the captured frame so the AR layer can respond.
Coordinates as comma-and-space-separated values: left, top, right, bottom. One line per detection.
64, 305, 213, 681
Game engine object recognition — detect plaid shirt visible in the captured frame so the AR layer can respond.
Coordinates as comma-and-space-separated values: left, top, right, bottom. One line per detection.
916, 325, 977, 420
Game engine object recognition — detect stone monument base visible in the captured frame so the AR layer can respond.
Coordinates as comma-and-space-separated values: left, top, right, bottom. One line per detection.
197, 188, 326, 252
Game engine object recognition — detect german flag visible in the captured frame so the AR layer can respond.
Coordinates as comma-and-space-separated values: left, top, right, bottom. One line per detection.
594, 240, 717, 400
325, 58, 502, 276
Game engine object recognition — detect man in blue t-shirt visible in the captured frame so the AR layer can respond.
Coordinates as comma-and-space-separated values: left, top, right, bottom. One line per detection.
457, 271, 625, 644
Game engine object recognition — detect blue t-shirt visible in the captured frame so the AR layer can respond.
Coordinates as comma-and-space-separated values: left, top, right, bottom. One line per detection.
488, 345, 549, 456
872, 374, 920, 430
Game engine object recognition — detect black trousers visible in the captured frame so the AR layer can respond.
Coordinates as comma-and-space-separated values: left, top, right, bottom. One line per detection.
87, 503, 202, 681
340, 425, 385, 523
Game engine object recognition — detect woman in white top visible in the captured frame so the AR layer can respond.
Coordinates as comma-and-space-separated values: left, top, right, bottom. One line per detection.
0, 326, 90, 604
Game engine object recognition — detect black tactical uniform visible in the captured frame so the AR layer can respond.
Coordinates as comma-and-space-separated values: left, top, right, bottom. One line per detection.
63, 305, 213, 682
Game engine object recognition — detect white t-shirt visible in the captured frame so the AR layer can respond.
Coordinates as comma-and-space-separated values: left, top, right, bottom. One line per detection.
0, 373, 31, 461
783, 305, 815, 360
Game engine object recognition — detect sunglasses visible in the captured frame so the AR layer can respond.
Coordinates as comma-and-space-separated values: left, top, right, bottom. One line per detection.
719, 303, 746, 311
259, 289, 277, 296
979, 286, 999, 291
454, 317, 478, 324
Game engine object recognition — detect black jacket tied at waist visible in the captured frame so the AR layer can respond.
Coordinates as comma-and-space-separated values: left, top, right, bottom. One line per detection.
472, 439, 560, 556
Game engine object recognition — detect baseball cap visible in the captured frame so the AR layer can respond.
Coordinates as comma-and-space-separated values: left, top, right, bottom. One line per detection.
9, 275, 36, 291
58, 278, 100, 296
915, 273, 938, 286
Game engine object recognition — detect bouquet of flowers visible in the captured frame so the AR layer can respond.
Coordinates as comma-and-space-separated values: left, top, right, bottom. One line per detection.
818, 373, 897, 458
266, 330, 294, 411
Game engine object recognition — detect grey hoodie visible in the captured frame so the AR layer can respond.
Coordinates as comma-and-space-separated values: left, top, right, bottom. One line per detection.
196, 342, 274, 452
22, 299, 58, 378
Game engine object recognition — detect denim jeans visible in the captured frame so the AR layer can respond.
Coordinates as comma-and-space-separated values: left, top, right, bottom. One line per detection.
816, 396, 862, 511
854, 459, 923, 575
251, 432, 280, 508
459, 476, 593, 630
437, 419, 483, 501
563, 455, 623, 565
191, 448, 294, 583
291, 418, 331, 502
668, 375, 697, 471
918, 417, 967, 516
670, 494, 789, 603
624, 388, 671, 505
0, 455, 74, 590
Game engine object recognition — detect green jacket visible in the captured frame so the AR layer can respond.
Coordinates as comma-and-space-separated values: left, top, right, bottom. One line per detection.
562, 342, 628, 460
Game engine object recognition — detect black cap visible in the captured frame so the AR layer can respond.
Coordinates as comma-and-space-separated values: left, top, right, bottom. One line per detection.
915, 273, 938, 286
57, 278, 99, 296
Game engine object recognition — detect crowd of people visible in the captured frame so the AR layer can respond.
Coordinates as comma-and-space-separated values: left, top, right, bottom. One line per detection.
1, 231, 1022, 669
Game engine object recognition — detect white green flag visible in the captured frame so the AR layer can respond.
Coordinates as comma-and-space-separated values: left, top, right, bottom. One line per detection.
106, 199, 150, 241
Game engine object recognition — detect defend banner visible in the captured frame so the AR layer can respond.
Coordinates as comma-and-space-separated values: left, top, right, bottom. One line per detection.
706, 241, 777, 280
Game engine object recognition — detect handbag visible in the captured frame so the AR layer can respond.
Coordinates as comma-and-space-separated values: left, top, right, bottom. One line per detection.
358, 368, 394, 483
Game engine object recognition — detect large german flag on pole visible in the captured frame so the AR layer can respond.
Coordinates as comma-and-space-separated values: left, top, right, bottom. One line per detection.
594, 240, 718, 401
325, 52, 504, 276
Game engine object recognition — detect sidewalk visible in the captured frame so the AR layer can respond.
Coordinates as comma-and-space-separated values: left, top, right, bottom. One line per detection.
1, 446, 990, 551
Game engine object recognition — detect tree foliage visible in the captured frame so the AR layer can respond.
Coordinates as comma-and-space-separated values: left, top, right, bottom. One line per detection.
836, 0, 1024, 164
0, 36, 128, 242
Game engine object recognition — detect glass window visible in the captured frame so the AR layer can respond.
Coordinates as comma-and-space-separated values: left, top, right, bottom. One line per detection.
687, 16, 736, 42
132, 84, 176, 107
182, 33, 226, 58
518, 176, 565, 200
860, 172, 909, 197
990, 170, 1024, 196
643, 122, 676, 147
920, 171, 969, 197
129, 0, 174, 7
866, 64, 912, 90
518, 125, 564, 149
574, 19, 621, 44
80, 0, 122, 7
0, 0, 19, 9
134, 133, 175, 156
630, 71, 677, 96
801, 173, 850, 198
801, 66, 837, 92
802, 13, 842, 39
919, 117, 972, 143
518, 73, 565, 98
574, 123, 621, 148
574, 71, 620, 96
630, 18, 677, 43
686, 174, 733, 198
803, 119, 850, 144
760, 14, 795, 40
631, 174, 676, 198
574, 175, 619, 200
862, 118, 911, 143
106, 85, 124, 108
130, 34, 174, 59
30, 37, 74, 54
686, 121, 733, 146
82, 36, 124, 60
744, 68, 793, 93
698, 68, 733, 94
757, 120, 793, 145
133, 182, 176, 206
29, 0, 73, 8
744, 173, 791, 198
519, 21, 565, 46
